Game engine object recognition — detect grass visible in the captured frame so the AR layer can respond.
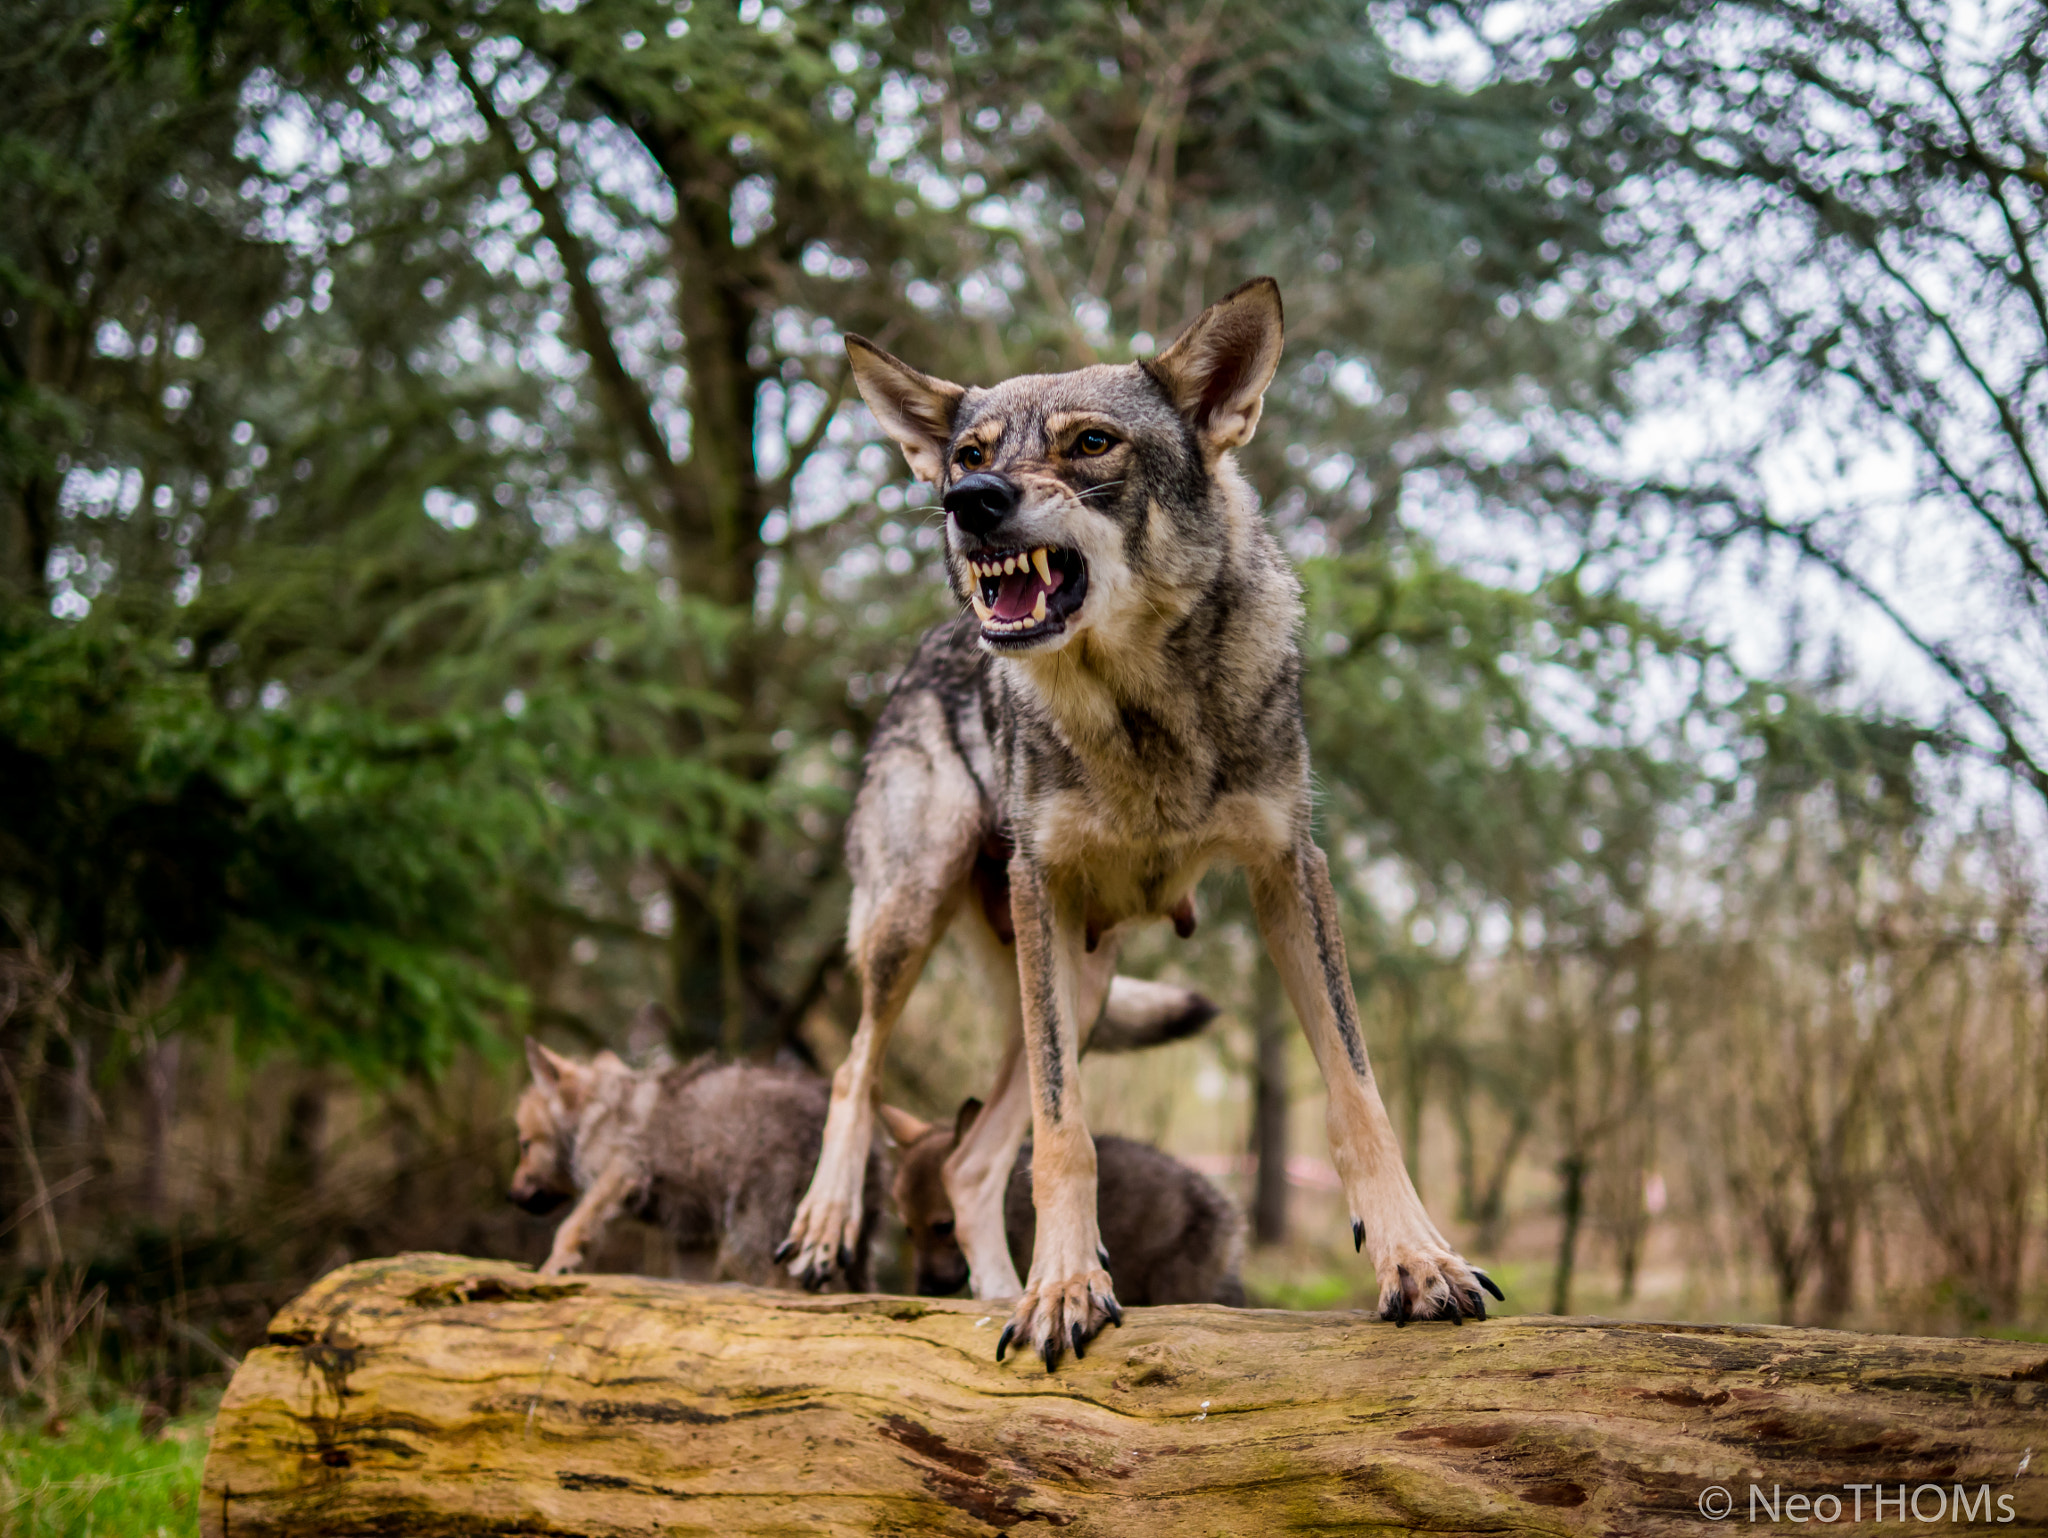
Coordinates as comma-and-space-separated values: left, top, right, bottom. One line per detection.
0, 1397, 215, 1538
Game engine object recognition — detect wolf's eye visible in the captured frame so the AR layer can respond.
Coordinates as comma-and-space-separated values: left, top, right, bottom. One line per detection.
955, 444, 985, 469
1072, 429, 1116, 457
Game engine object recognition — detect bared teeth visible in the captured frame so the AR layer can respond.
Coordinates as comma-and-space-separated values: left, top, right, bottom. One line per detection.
970, 548, 1071, 636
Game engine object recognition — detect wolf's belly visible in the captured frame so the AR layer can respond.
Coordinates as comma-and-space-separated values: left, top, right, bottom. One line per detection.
1028, 785, 1295, 926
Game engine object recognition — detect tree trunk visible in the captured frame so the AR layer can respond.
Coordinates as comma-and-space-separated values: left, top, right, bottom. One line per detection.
204, 1254, 2048, 1538
1550, 1149, 1586, 1316
140, 1036, 183, 1211
1247, 951, 1288, 1246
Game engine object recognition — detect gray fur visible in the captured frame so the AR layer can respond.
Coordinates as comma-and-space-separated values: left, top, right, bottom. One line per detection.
788, 280, 1487, 1351
513, 1048, 883, 1290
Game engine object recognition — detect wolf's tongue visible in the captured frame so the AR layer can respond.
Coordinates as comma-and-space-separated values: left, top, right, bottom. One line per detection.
992, 565, 1063, 621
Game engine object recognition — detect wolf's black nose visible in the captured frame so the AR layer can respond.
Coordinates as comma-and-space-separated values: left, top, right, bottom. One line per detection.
943, 473, 1019, 537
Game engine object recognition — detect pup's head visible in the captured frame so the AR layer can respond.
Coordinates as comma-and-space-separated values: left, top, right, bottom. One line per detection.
510, 1039, 614, 1214
880, 1099, 983, 1297
846, 279, 1284, 659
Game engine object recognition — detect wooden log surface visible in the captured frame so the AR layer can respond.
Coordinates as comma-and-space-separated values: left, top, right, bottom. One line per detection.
202, 1252, 2048, 1536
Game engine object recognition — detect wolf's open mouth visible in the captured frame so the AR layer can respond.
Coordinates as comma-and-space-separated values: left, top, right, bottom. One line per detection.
966, 544, 1087, 644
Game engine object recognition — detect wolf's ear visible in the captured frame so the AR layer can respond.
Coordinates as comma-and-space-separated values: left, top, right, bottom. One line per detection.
953, 1097, 984, 1141
525, 1037, 565, 1088
845, 335, 967, 484
1146, 277, 1284, 453
878, 1104, 933, 1147
525, 1039, 585, 1106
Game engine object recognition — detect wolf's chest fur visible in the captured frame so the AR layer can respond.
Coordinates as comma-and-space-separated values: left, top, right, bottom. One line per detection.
910, 530, 1311, 930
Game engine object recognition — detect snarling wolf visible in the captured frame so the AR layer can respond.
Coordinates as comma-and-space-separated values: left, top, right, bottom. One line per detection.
779, 278, 1499, 1368
883, 1100, 1246, 1306
512, 1040, 882, 1288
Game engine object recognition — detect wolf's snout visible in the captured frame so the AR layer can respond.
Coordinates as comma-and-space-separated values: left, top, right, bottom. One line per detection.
943, 472, 1019, 536
511, 1182, 568, 1215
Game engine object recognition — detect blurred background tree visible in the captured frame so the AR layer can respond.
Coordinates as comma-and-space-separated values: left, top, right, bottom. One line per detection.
2, 0, 2044, 1443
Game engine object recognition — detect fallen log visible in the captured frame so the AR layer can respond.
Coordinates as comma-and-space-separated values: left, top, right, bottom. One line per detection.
202, 1252, 2046, 1536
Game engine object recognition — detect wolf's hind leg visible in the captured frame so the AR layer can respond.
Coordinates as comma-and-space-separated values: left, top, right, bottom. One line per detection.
781, 695, 982, 1289
942, 910, 1032, 1299
1249, 839, 1496, 1323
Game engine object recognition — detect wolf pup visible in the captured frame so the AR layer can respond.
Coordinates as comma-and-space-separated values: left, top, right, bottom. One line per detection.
512, 1040, 883, 1288
778, 278, 1498, 1368
883, 1101, 1245, 1306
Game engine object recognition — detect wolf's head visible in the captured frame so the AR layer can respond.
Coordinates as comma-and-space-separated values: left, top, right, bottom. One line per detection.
510, 1039, 629, 1214
879, 1099, 981, 1296
847, 280, 1284, 660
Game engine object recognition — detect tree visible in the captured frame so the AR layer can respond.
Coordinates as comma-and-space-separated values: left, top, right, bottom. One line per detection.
27, 0, 1657, 1063
1542, 0, 2048, 809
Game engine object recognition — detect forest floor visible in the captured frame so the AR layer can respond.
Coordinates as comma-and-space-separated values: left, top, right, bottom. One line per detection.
0, 1395, 215, 1538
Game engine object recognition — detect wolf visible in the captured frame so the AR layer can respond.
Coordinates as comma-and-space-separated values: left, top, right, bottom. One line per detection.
882, 1100, 1246, 1306
511, 1040, 883, 1288
777, 278, 1499, 1368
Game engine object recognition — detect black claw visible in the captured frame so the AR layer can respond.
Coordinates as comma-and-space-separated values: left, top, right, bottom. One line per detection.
996, 1322, 1016, 1362
773, 1239, 796, 1264
1097, 1243, 1111, 1268
1041, 1335, 1061, 1372
1387, 1265, 1413, 1326
1475, 1270, 1504, 1302
837, 1244, 855, 1278
1071, 1322, 1087, 1361
1352, 1219, 1364, 1253
1102, 1294, 1124, 1328
1467, 1289, 1487, 1320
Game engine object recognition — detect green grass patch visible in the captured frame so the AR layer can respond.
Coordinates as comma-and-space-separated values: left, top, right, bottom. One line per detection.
0, 1398, 214, 1538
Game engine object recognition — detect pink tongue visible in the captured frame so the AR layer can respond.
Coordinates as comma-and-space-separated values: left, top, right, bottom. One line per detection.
992, 565, 1063, 621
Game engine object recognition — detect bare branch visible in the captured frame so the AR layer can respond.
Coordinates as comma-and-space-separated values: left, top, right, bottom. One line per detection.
452, 50, 706, 539
1694, 489, 2048, 806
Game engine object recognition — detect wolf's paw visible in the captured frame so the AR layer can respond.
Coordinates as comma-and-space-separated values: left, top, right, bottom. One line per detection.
1356, 1222, 1502, 1324
996, 1267, 1122, 1372
776, 1192, 864, 1292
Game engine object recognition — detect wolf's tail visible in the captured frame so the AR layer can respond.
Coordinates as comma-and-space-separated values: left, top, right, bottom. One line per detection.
1089, 976, 1219, 1054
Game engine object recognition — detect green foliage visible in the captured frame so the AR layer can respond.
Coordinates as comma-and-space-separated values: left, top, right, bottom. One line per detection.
1302, 540, 1703, 932
4, 0, 1962, 1082
0, 580, 756, 1077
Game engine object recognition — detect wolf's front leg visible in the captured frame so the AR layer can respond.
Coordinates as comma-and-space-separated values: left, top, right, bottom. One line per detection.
780, 1033, 891, 1291
996, 860, 1119, 1371
781, 887, 953, 1289
539, 1159, 635, 1276
1250, 839, 1501, 1323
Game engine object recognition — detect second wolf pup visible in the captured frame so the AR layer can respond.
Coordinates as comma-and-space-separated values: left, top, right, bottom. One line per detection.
883, 1101, 1245, 1306
511, 1040, 884, 1288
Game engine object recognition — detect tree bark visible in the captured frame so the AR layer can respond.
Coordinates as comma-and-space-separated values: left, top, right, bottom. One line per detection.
202, 1253, 2048, 1537
1247, 950, 1288, 1245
